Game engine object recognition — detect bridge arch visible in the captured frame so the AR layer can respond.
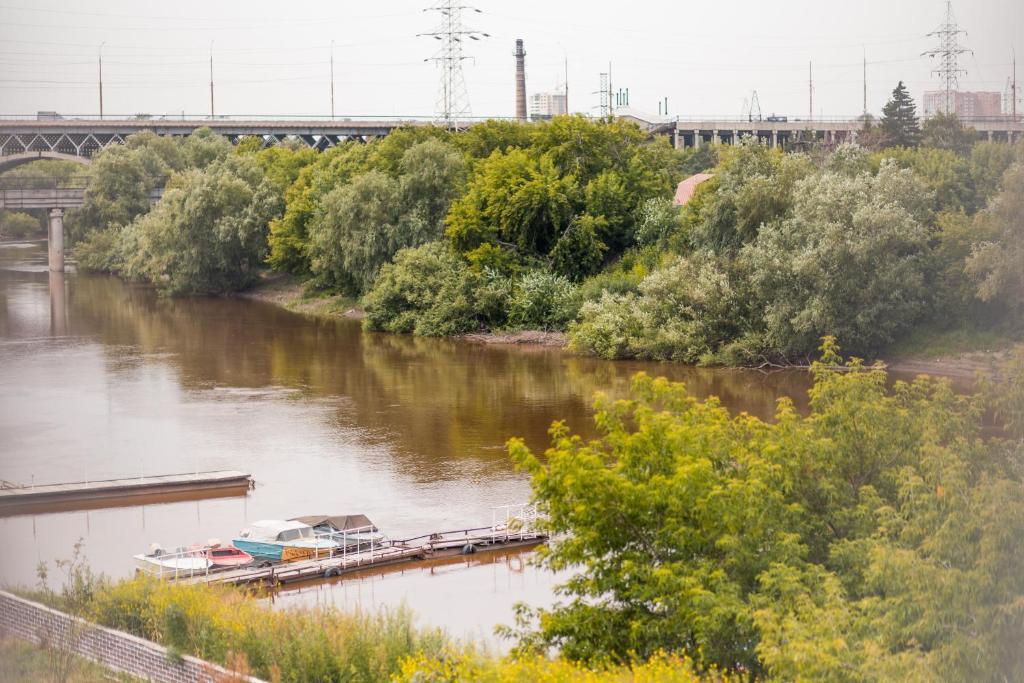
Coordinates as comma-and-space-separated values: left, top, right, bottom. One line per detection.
0, 151, 92, 175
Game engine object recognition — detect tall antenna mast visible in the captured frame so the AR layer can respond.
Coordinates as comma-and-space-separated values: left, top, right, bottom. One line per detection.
419, 1, 489, 129
1014, 48, 1018, 121
809, 61, 813, 122
209, 41, 215, 119
922, 1, 970, 115
330, 40, 335, 120
862, 47, 867, 117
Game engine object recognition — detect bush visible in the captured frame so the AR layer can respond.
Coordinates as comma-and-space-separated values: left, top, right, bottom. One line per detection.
570, 252, 757, 363
362, 242, 503, 336
0, 211, 42, 238
507, 271, 579, 330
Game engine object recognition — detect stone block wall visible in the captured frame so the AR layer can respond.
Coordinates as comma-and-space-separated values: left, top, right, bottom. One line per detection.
0, 590, 264, 683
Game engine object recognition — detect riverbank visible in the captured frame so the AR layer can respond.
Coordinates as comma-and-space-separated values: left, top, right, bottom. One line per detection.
239, 272, 363, 319
242, 272, 1018, 378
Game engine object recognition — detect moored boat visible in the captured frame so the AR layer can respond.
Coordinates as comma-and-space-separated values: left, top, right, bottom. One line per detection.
196, 539, 253, 568
290, 514, 387, 549
232, 520, 342, 562
133, 544, 212, 577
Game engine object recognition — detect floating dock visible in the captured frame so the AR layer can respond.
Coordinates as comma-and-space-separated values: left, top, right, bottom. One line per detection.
174, 526, 547, 588
0, 470, 254, 516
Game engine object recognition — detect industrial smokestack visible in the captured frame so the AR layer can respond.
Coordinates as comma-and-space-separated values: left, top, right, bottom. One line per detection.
514, 39, 527, 121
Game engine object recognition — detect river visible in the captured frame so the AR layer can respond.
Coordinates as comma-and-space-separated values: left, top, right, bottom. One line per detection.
0, 240, 827, 644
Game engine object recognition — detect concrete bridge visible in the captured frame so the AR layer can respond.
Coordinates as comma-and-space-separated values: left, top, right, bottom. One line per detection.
621, 115, 1024, 148
2, 115, 1021, 159
0, 118, 433, 158
0, 154, 160, 272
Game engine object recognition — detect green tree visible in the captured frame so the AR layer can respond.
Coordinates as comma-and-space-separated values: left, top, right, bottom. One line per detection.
446, 149, 579, 258
508, 342, 1024, 680
921, 112, 979, 155
879, 81, 921, 148
266, 142, 374, 274
746, 160, 934, 356
123, 154, 279, 295
309, 170, 403, 293
550, 214, 608, 282
966, 163, 1024, 317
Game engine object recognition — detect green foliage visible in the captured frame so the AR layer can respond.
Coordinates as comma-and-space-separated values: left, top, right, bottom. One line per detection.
50, 575, 448, 683
362, 242, 494, 336
966, 163, 1024, 317
921, 112, 979, 155
308, 140, 467, 293
880, 81, 921, 147
569, 251, 756, 363
746, 160, 934, 356
310, 170, 403, 293
507, 271, 579, 330
509, 342, 1024, 680
267, 141, 374, 275
686, 139, 812, 254
0, 210, 42, 238
549, 214, 607, 282
395, 650, 731, 682
634, 196, 681, 247
122, 154, 281, 295
878, 145, 977, 212
447, 149, 578, 257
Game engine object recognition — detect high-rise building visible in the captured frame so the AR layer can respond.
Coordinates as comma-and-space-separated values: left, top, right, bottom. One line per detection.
529, 92, 567, 120
922, 90, 1003, 119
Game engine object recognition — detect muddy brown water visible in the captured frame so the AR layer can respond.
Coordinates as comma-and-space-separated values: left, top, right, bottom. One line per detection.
0, 241, 960, 644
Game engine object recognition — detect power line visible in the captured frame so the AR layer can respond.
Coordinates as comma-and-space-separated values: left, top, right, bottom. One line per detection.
418, 1, 489, 128
922, 0, 971, 114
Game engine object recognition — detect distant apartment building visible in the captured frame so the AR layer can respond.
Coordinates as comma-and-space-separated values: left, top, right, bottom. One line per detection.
922, 90, 1003, 119
529, 92, 567, 120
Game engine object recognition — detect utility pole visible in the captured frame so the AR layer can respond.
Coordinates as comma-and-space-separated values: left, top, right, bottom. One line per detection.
923, 1, 970, 115
209, 41, 215, 119
1014, 49, 1018, 121
419, 1, 489, 129
330, 40, 335, 119
98, 42, 105, 120
809, 61, 813, 122
863, 47, 867, 117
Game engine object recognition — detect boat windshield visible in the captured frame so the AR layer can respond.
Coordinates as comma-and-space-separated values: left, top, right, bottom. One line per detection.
277, 527, 313, 542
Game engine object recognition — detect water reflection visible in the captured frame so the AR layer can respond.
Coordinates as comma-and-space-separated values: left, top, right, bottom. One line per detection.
0, 241, 938, 635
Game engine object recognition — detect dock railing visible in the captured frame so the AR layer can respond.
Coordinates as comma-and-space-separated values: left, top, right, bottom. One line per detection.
316, 524, 390, 563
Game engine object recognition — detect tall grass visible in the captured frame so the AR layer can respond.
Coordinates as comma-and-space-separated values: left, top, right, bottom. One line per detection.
29, 573, 447, 683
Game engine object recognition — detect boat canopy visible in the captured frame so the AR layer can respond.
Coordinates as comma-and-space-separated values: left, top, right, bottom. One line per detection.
242, 520, 314, 542
291, 514, 379, 532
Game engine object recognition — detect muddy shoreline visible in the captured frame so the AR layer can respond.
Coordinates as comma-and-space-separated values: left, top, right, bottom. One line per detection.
241, 273, 1014, 379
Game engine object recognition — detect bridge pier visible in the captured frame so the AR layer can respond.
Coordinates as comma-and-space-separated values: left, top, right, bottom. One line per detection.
47, 208, 64, 272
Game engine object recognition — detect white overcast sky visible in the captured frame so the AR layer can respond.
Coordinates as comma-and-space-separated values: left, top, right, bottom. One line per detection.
0, 0, 1020, 120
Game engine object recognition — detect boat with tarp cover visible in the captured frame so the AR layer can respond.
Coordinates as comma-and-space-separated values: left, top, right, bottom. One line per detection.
232, 520, 342, 562
290, 514, 387, 548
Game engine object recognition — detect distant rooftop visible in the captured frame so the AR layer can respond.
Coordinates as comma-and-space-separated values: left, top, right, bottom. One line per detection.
673, 173, 714, 207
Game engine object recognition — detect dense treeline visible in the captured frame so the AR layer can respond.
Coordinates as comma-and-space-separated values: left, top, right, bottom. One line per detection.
64, 97, 1021, 363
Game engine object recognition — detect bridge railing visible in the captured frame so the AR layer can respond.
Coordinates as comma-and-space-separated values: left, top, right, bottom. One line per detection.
0, 177, 91, 191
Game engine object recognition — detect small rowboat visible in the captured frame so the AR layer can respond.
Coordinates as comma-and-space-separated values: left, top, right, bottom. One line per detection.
200, 540, 253, 568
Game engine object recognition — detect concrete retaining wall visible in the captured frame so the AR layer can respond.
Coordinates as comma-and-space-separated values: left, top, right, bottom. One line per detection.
0, 590, 264, 682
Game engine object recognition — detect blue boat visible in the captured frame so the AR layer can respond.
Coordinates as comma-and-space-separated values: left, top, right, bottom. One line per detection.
232, 520, 342, 562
